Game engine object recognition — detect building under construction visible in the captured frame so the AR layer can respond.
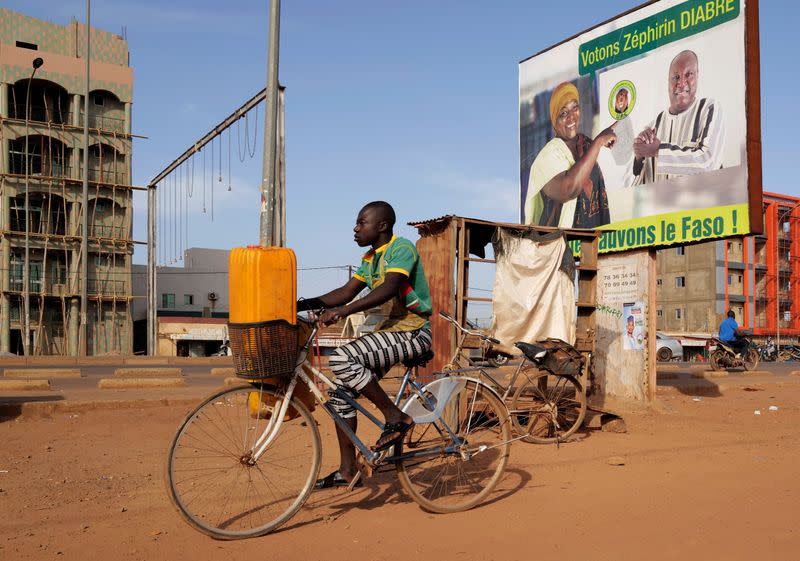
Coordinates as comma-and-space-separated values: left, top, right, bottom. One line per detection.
0, 9, 134, 355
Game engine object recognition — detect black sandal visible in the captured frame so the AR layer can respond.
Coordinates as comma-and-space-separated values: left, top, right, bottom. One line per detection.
372, 420, 415, 452
314, 470, 362, 490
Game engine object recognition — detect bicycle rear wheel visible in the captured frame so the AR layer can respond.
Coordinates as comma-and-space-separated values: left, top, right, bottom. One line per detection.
396, 378, 511, 513
510, 369, 586, 444
166, 384, 321, 539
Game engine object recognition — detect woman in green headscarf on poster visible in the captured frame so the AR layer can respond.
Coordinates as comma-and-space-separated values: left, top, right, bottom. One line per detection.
524, 81, 615, 229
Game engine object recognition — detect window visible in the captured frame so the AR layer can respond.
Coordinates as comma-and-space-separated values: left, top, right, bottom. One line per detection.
675, 308, 682, 319
16, 41, 38, 50
161, 293, 175, 308
657, 278, 663, 286
728, 274, 732, 285
184, 294, 194, 306
676, 246, 685, 256
93, 94, 105, 106
675, 276, 685, 288
657, 309, 663, 317
738, 275, 743, 283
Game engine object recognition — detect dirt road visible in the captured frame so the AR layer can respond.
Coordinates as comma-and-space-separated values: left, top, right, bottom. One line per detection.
1, 382, 798, 561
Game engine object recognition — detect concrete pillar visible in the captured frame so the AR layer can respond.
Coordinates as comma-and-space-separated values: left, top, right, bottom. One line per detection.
71, 94, 81, 127
124, 102, 132, 135
0, 84, 9, 174
0, 188, 9, 352
70, 145, 81, 182
0, 83, 9, 118
0, 136, 9, 178
68, 297, 79, 356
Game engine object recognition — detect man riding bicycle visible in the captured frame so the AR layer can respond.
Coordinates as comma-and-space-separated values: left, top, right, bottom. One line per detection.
297, 201, 432, 489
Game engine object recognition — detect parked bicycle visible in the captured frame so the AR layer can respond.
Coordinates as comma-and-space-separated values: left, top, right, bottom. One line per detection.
438, 311, 586, 445
777, 343, 800, 362
166, 313, 513, 539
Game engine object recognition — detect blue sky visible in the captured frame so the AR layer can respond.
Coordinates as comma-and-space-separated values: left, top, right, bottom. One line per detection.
7, 0, 799, 306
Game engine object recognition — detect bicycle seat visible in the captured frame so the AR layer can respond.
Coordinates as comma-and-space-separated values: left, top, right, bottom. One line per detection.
515, 341, 548, 363
403, 350, 435, 368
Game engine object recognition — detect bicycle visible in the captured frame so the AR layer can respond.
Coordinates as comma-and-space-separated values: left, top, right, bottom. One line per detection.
438, 310, 587, 445
777, 343, 800, 362
166, 314, 512, 540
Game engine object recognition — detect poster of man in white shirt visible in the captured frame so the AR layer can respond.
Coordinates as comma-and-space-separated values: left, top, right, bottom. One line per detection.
622, 303, 645, 351
631, 49, 725, 185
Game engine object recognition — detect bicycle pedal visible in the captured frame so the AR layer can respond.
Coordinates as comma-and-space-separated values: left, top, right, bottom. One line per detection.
355, 451, 376, 478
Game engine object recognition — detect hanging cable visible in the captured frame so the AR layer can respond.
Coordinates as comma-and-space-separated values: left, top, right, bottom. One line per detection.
187, 154, 194, 198
185, 163, 189, 258
178, 161, 183, 261
202, 147, 207, 214
173, 169, 178, 263
227, 127, 232, 191
211, 159, 215, 223
218, 134, 223, 183
237, 113, 246, 163
248, 103, 258, 158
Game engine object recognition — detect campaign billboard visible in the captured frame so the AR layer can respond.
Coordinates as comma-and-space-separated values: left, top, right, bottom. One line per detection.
519, 0, 762, 251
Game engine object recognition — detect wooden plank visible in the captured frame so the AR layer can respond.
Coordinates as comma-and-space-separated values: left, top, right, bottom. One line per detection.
463, 296, 492, 303
465, 258, 496, 264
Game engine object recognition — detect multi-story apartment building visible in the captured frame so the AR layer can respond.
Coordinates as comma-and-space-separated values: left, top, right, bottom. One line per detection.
657, 192, 800, 343
0, 9, 134, 355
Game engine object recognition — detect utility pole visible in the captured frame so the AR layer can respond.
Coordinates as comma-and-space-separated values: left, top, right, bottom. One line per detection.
259, 0, 281, 247
23, 57, 44, 356
80, 0, 91, 355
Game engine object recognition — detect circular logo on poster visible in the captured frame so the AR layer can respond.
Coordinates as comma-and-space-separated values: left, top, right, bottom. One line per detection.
608, 80, 636, 120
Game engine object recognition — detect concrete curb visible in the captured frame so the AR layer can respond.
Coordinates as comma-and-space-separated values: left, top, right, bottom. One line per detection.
98, 377, 187, 389
0, 397, 200, 419
211, 367, 235, 377
0, 379, 51, 391
113, 368, 183, 378
741, 370, 774, 377
657, 364, 681, 371
656, 372, 679, 380
691, 371, 729, 379
4, 368, 83, 379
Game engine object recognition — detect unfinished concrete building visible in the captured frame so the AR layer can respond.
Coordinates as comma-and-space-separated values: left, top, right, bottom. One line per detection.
0, 9, 134, 355
656, 192, 800, 342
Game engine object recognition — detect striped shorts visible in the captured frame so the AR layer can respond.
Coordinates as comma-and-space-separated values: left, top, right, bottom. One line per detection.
327, 327, 432, 419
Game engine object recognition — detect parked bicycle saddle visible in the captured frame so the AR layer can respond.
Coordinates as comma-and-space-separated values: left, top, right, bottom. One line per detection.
516, 339, 585, 377
515, 342, 549, 363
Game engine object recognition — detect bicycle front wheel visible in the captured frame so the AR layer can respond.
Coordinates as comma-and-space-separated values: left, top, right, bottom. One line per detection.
166, 384, 321, 539
396, 378, 511, 513
510, 369, 586, 444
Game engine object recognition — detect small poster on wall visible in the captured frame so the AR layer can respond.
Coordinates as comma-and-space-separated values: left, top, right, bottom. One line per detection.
622, 302, 645, 350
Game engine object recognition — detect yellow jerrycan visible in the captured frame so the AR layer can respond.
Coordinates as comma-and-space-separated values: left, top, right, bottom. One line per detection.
227, 246, 315, 417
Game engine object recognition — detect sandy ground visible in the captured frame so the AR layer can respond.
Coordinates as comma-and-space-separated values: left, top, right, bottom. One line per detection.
1, 382, 798, 561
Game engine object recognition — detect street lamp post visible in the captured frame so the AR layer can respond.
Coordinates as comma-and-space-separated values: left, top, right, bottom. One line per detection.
23, 57, 44, 356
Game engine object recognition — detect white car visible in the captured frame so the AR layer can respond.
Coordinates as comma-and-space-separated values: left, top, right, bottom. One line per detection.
656, 332, 683, 362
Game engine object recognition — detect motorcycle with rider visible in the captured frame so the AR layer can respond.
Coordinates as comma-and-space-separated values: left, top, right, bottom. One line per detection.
710, 310, 760, 371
